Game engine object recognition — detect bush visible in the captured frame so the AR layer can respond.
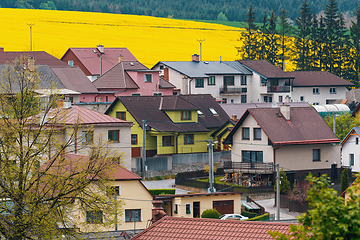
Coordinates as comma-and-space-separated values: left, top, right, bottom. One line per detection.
201, 209, 221, 219
341, 168, 349, 195
248, 213, 270, 221
148, 189, 175, 196
241, 210, 258, 218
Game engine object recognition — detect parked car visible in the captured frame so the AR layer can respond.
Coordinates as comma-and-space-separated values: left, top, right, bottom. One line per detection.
219, 214, 249, 220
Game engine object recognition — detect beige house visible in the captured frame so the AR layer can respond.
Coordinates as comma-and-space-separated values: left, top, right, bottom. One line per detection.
224, 104, 341, 183
154, 192, 242, 218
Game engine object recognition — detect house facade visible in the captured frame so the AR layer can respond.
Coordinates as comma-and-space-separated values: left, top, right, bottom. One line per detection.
340, 127, 360, 172
224, 105, 341, 183
290, 71, 354, 105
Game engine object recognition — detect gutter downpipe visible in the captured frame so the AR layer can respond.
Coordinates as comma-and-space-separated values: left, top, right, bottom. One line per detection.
189, 78, 193, 94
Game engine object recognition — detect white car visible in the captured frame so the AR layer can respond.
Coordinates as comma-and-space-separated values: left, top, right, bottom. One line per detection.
219, 214, 249, 220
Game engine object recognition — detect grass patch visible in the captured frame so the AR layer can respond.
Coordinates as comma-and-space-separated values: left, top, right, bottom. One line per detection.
197, 176, 237, 186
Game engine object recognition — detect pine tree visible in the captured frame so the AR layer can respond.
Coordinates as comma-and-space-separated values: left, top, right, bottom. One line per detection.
261, 11, 280, 65
278, 9, 293, 70
350, 8, 360, 87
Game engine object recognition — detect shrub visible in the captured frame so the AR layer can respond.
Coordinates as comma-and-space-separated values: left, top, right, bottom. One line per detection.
241, 210, 257, 218
274, 168, 291, 194
148, 189, 175, 196
341, 168, 349, 195
248, 213, 270, 221
201, 209, 221, 219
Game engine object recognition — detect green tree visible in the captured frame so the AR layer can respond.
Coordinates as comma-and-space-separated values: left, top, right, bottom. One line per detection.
217, 12, 228, 21
15, 0, 33, 8
270, 174, 360, 239
39, 1, 56, 10
341, 168, 349, 195
0, 56, 123, 239
324, 113, 360, 140
274, 168, 291, 194
349, 8, 360, 87
278, 9, 293, 70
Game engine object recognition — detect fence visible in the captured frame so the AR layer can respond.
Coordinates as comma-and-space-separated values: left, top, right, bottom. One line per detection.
280, 194, 309, 213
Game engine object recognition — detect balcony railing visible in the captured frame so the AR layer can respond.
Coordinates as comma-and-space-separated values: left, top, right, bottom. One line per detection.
223, 161, 274, 172
220, 86, 247, 95
267, 85, 290, 93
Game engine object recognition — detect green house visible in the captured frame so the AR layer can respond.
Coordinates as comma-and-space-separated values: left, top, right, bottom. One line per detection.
105, 94, 232, 158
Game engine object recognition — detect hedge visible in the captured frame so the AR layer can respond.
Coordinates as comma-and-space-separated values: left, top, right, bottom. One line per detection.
248, 213, 270, 221
148, 189, 175, 196
241, 210, 258, 218
201, 209, 221, 219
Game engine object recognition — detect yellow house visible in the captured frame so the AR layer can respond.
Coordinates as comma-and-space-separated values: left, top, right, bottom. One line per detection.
105, 94, 232, 159
154, 192, 242, 218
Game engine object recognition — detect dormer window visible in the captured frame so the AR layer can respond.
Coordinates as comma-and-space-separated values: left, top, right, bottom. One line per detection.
181, 111, 191, 120
209, 108, 218, 115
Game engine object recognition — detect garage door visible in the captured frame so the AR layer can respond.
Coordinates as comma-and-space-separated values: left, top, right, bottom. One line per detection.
213, 200, 234, 215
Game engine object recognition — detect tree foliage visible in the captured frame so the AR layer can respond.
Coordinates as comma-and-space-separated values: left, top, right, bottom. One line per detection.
324, 113, 360, 141
340, 168, 349, 194
274, 168, 291, 194
270, 174, 360, 239
0, 56, 123, 239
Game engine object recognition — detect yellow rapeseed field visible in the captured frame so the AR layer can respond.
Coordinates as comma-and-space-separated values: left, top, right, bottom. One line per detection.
0, 8, 251, 68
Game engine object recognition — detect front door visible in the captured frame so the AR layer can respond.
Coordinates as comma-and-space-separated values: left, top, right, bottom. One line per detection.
193, 202, 200, 218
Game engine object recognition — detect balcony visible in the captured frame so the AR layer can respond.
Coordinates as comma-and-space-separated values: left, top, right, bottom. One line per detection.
223, 161, 274, 174
267, 86, 290, 93
220, 86, 247, 95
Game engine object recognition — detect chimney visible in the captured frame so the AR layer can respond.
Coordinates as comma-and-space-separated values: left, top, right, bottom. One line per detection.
280, 103, 290, 121
192, 54, 199, 62
118, 55, 124, 63
63, 100, 71, 109
28, 57, 35, 71
231, 115, 237, 121
151, 200, 166, 224
0, 47, 4, 52
285, 95, 291, 103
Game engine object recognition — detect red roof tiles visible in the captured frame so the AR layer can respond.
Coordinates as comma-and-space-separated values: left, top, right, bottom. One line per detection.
132, 217, 292, 239
238, 60, 294, 79
0, 51, 68, 66
290, 71, 354, 87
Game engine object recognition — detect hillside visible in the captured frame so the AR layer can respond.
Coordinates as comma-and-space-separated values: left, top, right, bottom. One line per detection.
0, 8, 262, 69
1, 0, 359, 23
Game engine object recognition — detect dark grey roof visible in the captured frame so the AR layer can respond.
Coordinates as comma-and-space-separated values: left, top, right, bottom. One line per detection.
153, 61, 249, 78
222, 61, 252, 75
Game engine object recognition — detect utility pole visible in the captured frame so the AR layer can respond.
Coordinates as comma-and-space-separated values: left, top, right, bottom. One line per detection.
276, 164, 280, 220
197, 39, 205, 61
142, 120, 147, 179
27, 23, 35, 51
207, 139, 216, 193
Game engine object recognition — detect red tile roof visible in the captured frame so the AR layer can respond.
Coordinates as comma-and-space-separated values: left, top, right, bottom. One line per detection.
238, 60, 294, 79
290, 71, 355, 87
225, 107, 339, 145
61, 48, 138, 76
132, 217, 292, 239
0, 51, 68, 66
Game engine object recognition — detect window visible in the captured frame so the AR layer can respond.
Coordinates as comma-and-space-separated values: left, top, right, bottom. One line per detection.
131, 134, 138, 145
264, 96, 268, 103
269, 96, 273, 103
330, 87, 336, 94
300, 96, 304, 102
174, 204, 179, 214
241, 95, 247, 103
197, 110, 203, 115
209, 108, 218, 115
242, 127, 249, 140
107, 186, 120, 196
132, 93, 140, 96
230, 99, 234, 103
125, 209, 141, 222
108, 130, 119, 142
145, 74, 152, 82
69, 97, 73, 103
116, 112, 126, 120
313, 88, 319, 94
68, 60, 74, 66
313, 102, 320, 105
208, 76, 215, 85
241, 75, 247, 85
222, 98, 227, 104
350, 154, 355, 166
254, 128, 261, 140
184, 134, 194, 145
313, 149, 321, 162
162, 136, 174, 146
86, 210, 103, 224
223, 76, 234, 86
356, 138, 359, 145
153, 93, 162, 96
279, 96, 283, 102
185, 204, 191, 214
82, 131, 93, 143
181, 111, 191, 120
242, 151, 263, 163
195, 79, 204, 88
105, 96, 109, 102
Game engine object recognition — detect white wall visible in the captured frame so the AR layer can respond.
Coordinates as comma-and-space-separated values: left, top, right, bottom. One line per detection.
292, 86, 348, 105
342, 133, 360, 172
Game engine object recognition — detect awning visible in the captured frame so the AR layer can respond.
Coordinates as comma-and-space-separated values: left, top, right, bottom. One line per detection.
242, 202, 260, 210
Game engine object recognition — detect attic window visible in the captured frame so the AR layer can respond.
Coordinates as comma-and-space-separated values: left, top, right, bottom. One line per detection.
209, 108, 218, 115
197, 110, 203, 115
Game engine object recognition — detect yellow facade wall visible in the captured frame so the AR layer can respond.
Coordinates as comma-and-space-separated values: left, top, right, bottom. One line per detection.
165, 110, 198, 123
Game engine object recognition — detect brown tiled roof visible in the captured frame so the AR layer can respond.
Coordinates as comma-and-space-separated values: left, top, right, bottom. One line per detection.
93, 61, 140, 89
225, 107, 339, 145
47, 105, 132, 126
239, 60, 295, 79
132, 217, 292, 239
159, 77, 176, 89
105, 94, 230, 133
50, 66, 98, 93
61, 48, 138, 76
0, 51, 68, 66
291, 71, 355, 87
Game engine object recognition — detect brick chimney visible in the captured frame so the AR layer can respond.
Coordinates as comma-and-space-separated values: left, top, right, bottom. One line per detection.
0, 47, 4, 52
280, 103, 290, 121
118, 54, 124, 62
231, 115, 237, 121
192, 54, 199, 62
151, 200, 166, 224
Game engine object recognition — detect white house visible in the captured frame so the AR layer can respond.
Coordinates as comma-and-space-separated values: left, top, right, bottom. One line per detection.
290, 71, 354, 105
340, 127, 360, 172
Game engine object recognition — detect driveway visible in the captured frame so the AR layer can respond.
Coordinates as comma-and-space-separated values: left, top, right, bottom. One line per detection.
256, 198, 302, 221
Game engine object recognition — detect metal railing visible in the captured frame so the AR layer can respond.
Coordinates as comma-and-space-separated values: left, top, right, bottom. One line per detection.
220, 86, 246, 94
223, 161, 274, 171
267, 86, 290, 93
